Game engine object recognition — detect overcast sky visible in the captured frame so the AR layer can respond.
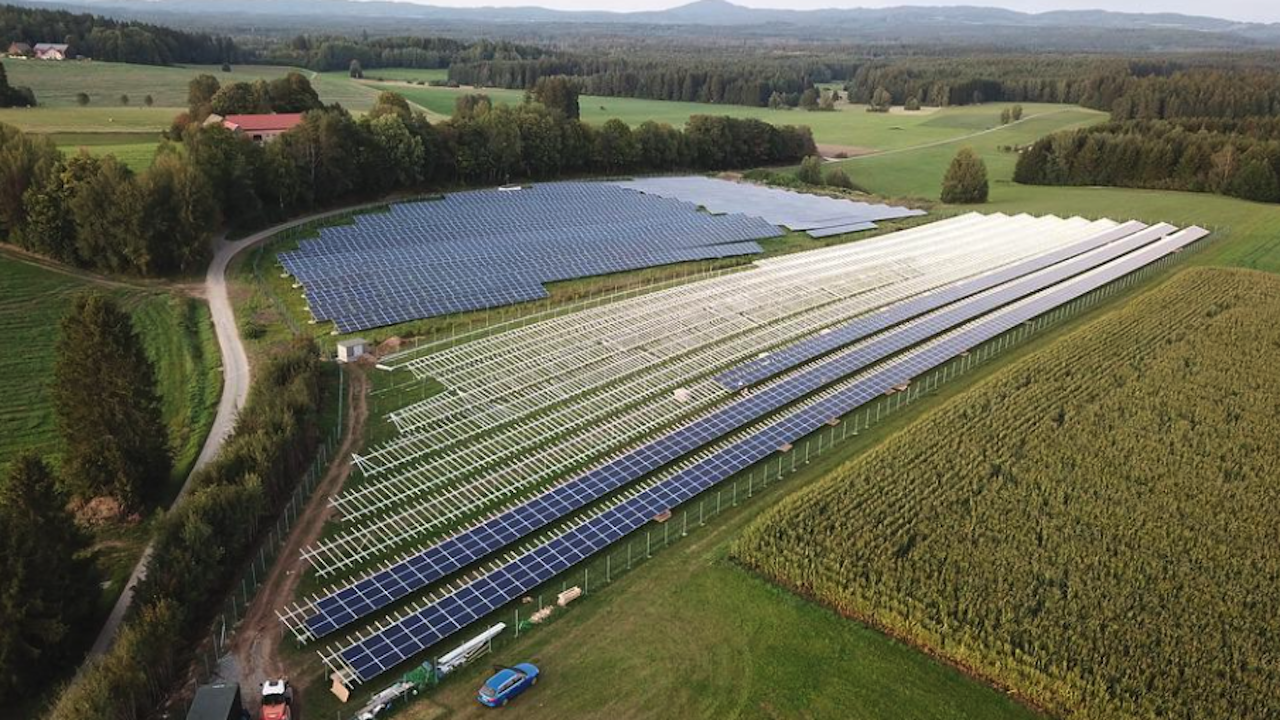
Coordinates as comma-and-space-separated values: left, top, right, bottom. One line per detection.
388, 0, 1280, 24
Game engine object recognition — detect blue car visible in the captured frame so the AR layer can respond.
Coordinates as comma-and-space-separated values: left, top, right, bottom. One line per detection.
477, 663, 540, 707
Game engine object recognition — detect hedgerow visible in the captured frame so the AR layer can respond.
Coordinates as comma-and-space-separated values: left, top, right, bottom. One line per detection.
734, 267, 1280, 720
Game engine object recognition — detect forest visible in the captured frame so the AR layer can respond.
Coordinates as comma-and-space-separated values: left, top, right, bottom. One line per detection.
448, 54, 855, 108
0, 74, 815, 277
0, 3, 237, 65
733, 267, 1280, 720
1014, 117, 1280, 203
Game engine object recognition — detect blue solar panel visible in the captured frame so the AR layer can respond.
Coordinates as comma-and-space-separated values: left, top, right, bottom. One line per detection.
332, 224, 1208, 685
280, 183, 786, 333
301, 221, 1181, 641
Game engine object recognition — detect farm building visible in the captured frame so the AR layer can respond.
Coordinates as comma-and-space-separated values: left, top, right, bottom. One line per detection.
219, 113, 304, 142
6, 42, 31, 57
34, 43, 69, 60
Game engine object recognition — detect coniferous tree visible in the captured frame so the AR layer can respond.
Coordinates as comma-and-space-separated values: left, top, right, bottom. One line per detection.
941, 147, 989, 203
0, 452, 98, 703
52, 292, 171, 510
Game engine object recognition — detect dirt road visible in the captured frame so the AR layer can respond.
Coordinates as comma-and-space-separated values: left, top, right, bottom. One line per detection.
229, 367, 369, 712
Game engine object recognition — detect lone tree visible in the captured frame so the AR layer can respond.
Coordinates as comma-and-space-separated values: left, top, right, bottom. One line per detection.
52, 292, 171, 510
119, 93, 129, 106
349, 59, 363, 79
0, 452, 98, 703
75, 92, 90, 106
797, 155, 824, 185
798, 87, 820, 111
144, 94, 154, 107
868, 87, 892, 113
941, 147, 989, 204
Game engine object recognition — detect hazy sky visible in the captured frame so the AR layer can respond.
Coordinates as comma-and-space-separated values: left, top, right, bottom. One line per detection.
392, 0, 1280, 24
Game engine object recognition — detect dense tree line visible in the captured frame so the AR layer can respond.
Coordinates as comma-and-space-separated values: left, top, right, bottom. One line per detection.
47, 339, 326, 720
0, 3, 236, 65
1108, 69, 1280, 120
843, 55, 1141, 108
1014, 119, 1280, 203
0, 125, 216, 275
256, 34, 549, 73
449, 55, 854, 108
734, 267, 1280, 720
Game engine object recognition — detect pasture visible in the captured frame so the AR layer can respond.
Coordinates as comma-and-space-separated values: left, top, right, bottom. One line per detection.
734, 266, 1280, 720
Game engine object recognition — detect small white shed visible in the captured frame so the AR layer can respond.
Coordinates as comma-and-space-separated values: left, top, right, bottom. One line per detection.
336, 338, 367, 363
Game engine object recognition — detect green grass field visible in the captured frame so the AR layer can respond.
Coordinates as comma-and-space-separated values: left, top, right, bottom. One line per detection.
0, 253, 220, 494
338, 67, 449, 84
374, 80, 1072, 149
6, 61, 314, 108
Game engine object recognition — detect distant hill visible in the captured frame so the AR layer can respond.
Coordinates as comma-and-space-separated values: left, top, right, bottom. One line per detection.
14, 0, 1280, 47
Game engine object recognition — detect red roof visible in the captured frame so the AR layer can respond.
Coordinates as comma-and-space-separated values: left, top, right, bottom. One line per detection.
222, 113, 305, 133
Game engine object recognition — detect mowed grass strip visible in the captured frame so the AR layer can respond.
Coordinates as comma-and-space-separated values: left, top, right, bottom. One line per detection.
734, 267, 1280, 720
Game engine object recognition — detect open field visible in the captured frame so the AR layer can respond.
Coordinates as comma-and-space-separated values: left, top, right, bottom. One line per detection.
735, 266, 1280, 720
0, 252, 220, 496
330, 67, 449, 84
375, 81, 1079, 148
7, 61, 310, 107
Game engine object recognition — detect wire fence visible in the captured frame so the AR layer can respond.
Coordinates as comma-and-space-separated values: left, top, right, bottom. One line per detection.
380, 229, 1217, 705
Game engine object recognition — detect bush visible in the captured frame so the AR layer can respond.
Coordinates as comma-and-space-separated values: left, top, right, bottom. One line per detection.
824, 167, 855, 189
75, 92, 90, 106
796, 155, 824, 185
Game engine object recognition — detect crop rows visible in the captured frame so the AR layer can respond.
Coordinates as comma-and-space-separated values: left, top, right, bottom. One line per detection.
733, 267, 1280, 720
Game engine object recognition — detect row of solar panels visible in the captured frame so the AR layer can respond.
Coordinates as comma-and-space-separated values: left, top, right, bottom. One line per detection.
279, 183, 788, 333
612, 176, 926, 238
325, 223, 1208, 684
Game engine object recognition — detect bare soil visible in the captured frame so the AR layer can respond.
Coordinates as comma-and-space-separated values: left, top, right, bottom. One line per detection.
228, 366, 370, 717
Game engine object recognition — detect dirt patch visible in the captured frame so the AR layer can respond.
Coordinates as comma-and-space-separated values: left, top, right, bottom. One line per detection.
816, 143, 877, 159
227, 366, 369, 715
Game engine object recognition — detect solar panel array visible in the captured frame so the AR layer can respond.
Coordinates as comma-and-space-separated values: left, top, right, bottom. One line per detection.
279, 182, 783, 333
271, 209, 1209, 687
297, 214, 1115, 582
612, 176, 926, 237
288, 218, 1184, 645
322, 224, 1210, 684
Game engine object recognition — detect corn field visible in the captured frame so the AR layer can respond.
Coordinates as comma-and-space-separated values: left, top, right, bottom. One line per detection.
733, 267, 1280, 720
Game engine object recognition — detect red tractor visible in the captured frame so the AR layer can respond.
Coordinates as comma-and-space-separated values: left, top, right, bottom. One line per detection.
259, 679, 293, 720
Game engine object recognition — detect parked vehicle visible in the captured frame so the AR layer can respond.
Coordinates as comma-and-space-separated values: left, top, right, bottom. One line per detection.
260, 679, 293, 720
476, 664, 540, 707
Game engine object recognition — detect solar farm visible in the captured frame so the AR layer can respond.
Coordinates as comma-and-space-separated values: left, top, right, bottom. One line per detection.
274, 208, 1209, 690
277, 179, 924, 333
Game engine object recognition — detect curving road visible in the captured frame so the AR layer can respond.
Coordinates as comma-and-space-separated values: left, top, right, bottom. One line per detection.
85, 203, 386, 665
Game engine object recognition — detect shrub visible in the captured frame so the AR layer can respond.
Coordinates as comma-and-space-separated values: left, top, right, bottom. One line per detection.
796, 155, 824, 185
824, 167, 855, 189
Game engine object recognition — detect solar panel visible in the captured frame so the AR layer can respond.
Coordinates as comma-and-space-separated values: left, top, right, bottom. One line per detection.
613, 176, 926, 231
